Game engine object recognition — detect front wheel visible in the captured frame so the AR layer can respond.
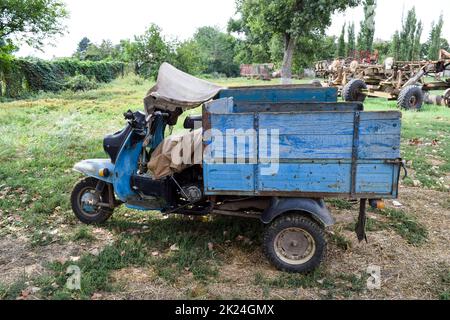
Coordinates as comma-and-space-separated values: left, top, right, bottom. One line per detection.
71, 177, 114, 224
263, 214, 326, 273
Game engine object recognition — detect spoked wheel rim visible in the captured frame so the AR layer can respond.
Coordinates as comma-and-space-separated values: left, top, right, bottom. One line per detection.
274, 227, 316, 265
78, 187, 101, 216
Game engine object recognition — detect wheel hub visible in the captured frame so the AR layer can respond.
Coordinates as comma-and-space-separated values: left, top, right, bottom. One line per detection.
80, 191, 99, 214
274, 227, 316, 265
409, 96, 417, 107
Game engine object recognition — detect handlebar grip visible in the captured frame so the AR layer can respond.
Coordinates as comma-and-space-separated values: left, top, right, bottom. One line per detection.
124, 110, 134, 120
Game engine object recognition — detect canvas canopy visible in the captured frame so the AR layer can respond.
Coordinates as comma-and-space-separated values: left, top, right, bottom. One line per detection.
144, 63, 224, 114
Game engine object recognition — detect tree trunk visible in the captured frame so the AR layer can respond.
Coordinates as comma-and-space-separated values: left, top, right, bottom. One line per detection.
281, 34, 296, 85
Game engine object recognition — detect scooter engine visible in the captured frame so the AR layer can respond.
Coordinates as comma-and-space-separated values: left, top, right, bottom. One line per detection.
181, 184, 203, 203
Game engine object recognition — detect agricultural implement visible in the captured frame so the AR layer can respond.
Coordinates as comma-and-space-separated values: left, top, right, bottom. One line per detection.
71, 63, 403, 273
316, 51, 450, 110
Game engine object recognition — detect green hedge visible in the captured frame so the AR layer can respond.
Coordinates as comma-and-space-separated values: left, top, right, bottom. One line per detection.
0, 57, 124, 98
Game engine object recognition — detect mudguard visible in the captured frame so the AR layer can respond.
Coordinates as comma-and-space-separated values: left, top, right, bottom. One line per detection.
261, 197, 334, 227
73, 159, 115, 184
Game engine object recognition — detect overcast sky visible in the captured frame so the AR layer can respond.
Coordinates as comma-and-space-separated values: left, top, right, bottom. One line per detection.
17, 0, 449, 59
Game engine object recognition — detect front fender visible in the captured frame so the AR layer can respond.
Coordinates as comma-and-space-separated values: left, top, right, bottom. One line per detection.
261, 197, 334, 227
73, 159, 115, 184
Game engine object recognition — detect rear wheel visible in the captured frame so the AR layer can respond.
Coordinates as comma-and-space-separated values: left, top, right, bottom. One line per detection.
263, 214, 326, 273
343, 79, 367, 102
397, 86, 424, 110
71, 177, 114, 224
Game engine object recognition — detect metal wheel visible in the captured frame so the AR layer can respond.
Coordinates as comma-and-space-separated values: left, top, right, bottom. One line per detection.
274, 227, 316, 265
263, 214, 326, 273
71, 177, 114, 224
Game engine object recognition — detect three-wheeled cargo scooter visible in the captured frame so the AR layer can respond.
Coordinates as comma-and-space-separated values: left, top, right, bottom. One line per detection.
71, 63, 404, 273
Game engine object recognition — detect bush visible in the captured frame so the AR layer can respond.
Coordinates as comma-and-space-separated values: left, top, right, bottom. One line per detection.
64, 75, 98, 91
0, 57, 124, 98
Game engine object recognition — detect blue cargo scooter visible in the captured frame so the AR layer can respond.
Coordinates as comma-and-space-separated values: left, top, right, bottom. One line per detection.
71, 63, 402, 273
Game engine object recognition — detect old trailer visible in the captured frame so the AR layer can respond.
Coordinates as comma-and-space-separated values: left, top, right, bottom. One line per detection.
203, 86, 402, 200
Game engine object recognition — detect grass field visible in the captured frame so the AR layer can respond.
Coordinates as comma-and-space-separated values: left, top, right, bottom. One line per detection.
0, 75, 449, 300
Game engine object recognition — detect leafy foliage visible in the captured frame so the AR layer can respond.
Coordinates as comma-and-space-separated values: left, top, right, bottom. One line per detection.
0, 57, 124, 97
347, 23, 356, 56
64, 75, 99, 92
0, 0, 68, 48
337, 23, 347, 58
129, 24, 174, 78
232, 0, 361, 80
391, 7, 423, 61
192, 26, 240, 77
426, 14, 444, 60
357, 0, 377, 52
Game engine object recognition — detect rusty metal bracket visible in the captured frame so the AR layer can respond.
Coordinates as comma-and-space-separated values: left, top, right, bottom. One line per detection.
355, 198, 368, 243
350, 112, 361, 198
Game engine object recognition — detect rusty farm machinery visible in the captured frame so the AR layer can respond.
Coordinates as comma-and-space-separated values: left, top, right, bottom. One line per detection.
315, 49, 450, 110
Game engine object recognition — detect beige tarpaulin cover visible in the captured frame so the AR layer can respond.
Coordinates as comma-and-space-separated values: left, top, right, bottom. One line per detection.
148, 128, 203, 179
144, 63, 224, 114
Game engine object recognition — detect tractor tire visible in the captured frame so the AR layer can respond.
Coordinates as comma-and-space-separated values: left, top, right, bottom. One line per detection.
444, 88, 450, 108
397, 86, 424, 110
342, 79, 367, 102
71, 177, 114, 225
263, 214, 327, 273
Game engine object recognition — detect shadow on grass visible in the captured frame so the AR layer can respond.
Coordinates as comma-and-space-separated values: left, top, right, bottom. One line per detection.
35, 215, 264, 299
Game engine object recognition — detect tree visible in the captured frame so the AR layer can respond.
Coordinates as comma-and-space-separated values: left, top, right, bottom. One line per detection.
174, 39, 204, 75
411, 21, 423, 60
0, 0, 68, 49
427, 14, 444, 60
347, 23, 356, 57
130, 24, 173, 78
373, 40, 390, 61
390, 31, 400, 60
234, 0, 360, 84
397, 7, 421, 61
337, 23, 347, 58
357, 0, 377, 52
74, 37, 91, 59
228, 17, 272, 65
390, 7, 422, 61
193, 26, 239, 77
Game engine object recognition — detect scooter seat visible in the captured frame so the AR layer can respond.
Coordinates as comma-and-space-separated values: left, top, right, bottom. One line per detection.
183, 115, 202, 130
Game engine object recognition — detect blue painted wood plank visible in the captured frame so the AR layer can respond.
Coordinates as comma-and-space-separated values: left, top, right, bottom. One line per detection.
205, 98, 234, 114
258, 163, 351, 193
259, 113, 355, 135
204, 164, 255, 192
355, 163, 395, 193
359, 135, 401, 159
219, 87, 338, 103
257, 162, 397, 194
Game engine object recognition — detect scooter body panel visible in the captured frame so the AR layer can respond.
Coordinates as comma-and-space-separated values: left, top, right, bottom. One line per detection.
73, 159, 115, 184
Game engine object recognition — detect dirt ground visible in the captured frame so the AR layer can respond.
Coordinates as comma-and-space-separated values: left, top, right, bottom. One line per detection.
1, 185, 448, 300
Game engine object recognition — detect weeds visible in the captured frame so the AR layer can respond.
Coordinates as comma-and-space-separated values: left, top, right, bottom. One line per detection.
72, 225, 95, 242
254, 270, 367, 299
376, 208, 428, 245
328, 229, 352, 250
